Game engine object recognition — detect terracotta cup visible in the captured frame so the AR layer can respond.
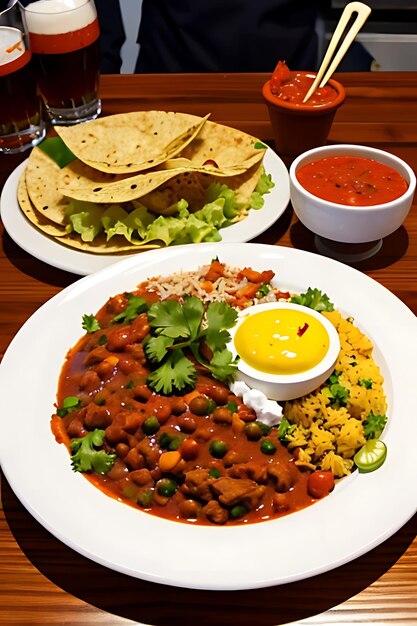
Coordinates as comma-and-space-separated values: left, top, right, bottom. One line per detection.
262, 74, 346, 165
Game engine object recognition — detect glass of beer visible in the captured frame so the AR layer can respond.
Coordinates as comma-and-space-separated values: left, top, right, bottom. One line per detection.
0, 0, 45, 154
24, 0, 101, 125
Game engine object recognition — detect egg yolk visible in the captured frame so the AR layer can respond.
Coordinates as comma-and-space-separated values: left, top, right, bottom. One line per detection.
234, 309, 329, 375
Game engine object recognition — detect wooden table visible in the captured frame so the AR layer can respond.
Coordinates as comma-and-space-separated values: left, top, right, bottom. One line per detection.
0, 73, 416, 626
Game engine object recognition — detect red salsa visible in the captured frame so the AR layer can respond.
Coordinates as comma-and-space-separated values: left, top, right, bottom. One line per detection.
296, 155, 409, 206
270, 60, 338, 107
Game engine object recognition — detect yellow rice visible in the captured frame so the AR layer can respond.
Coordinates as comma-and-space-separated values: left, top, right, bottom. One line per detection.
283, 310, 387, 478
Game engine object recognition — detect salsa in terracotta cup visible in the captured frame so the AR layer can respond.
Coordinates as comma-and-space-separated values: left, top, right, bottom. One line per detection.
262, 61, 346, 165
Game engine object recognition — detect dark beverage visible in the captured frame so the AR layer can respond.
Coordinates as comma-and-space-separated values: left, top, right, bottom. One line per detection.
0, 26, 45, 153
32, 35, 99, 110
25, 1, 101, 124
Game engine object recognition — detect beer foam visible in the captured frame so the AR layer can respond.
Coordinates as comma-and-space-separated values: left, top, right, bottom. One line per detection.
0, 27, 26, 66
24, 0, 96, 35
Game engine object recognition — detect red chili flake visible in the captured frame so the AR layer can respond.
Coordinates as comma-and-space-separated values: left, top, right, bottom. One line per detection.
297, 322, 309, 337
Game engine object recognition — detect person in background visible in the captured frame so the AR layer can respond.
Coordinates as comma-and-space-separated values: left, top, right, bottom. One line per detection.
97, 0, 325, 74
135, 0, 323, 72
97, 0, 125, 73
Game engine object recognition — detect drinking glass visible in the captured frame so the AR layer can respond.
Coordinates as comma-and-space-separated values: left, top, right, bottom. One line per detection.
24, 0, 101, 125
0, 0, 45, 154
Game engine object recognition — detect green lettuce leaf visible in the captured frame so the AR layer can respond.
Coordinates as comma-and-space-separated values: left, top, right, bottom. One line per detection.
38, 136, 76, 168
66, 201, 104, 242
62, 167, 274, 246
249, 169, 275, 210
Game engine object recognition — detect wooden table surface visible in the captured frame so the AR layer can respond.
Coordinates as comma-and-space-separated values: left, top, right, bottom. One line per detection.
0, 72, 416, 626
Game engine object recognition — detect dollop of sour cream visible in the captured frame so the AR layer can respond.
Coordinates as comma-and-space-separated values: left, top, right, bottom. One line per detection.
230, 380, 283, 426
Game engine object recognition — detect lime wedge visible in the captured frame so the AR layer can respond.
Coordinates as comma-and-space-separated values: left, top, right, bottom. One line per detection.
354, 439, 387, 473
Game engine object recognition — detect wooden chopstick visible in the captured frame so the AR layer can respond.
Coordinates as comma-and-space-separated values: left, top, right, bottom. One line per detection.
303, 1, 372, 103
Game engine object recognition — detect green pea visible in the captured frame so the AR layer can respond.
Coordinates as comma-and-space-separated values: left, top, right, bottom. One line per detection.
209, 467, 222, 479
137, 488, 154, 507
260, 439, 276, 455
142, 416, 160, 435
189, 395, 211, 415
230, 504, 247, 519
158, 432, 172, 448
257, 421, 271, 436
209, 440, 228, 459
244, 422, 263, 441
157, 478, 178, 497
168, 436, 184, 450
226, 401, 238, 413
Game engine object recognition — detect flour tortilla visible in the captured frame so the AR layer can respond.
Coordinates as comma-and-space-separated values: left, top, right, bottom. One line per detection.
57, 154, 263, 204
179, 120, 266, 170
54, 111, 210, 174
17, 172, 68, 237
25, 148, 71, 226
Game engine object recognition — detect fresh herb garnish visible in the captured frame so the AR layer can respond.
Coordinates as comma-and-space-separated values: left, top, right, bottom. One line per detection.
257, 283, 270, 297
278, 417, 296, 442
359, 378, 373, 389
144, 295, 239, 394
290, 288, 334, 312
111, 294, 149, 324
363, 412, 388, 439
70, 429, 116, 474
324, 373, 349, 406
56, 396, 80, 417
82, 313, 101, 333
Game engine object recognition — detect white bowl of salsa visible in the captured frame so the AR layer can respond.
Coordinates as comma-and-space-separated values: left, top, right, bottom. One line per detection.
289, 144, 416, 244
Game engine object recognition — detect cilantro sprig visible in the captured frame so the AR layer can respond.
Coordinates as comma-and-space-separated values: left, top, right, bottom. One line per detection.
323, 373, 350, 407
111, 294, 149, 324
363, 412, 388, 439
70, 429, 116, 474
144, 296, 239, 394
290, 288, 334, 312
82, 314, 101, 333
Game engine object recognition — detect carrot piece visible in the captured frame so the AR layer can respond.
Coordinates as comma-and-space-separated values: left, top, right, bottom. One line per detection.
200, 280, 214, 293
235, 282, 261, 299
231, 413, 246, 434
159, 450, 181, 473
204, 260, 225, 282
182, 389, 201, 405
239, 268, 275, 283
50, 414, 70, 447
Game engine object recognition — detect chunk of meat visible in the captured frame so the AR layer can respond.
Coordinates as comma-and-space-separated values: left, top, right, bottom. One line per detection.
202, 500, 228, 525
136, 437, 160, 468
84, 345, 111, 366
211, 477, 265, 509
84, 404, 112, 430
267, 462, 294, 493
129, 313, 151, 343
78, 369, 101, 393
228, 462, 268, 484
184, 468, 213, 501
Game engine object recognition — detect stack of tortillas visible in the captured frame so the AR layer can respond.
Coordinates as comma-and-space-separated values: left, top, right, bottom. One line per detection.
18, 111, 268, 254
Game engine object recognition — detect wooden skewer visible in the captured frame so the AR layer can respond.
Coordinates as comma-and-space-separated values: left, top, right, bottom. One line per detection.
303, 1, 371, 103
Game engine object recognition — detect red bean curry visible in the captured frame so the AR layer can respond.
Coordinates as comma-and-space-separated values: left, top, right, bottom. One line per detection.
52, 265, 333, 526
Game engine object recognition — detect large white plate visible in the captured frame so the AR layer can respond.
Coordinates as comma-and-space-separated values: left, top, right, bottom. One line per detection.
0, 148, 289, 275
0, 243, 416, 590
